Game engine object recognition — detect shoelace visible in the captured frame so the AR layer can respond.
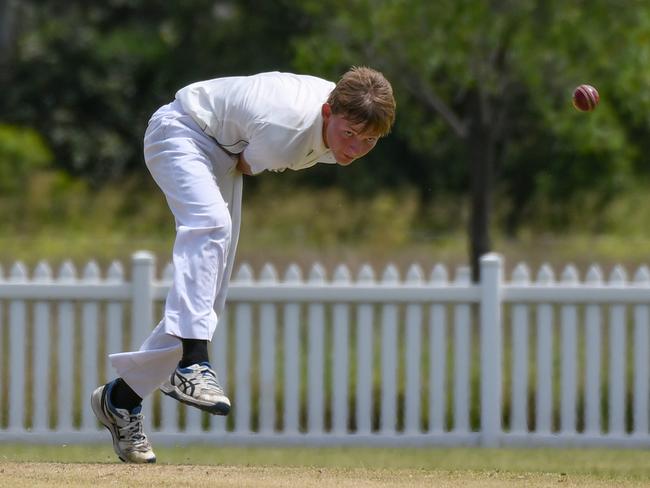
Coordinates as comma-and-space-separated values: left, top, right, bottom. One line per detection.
197, 367, 223, 393
120, 414, 150, 451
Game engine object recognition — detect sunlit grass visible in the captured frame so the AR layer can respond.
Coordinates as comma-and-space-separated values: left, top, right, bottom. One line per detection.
1, 444, 650, 480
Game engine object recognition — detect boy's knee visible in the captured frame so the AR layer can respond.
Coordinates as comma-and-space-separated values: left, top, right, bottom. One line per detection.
182, 205, 232, 234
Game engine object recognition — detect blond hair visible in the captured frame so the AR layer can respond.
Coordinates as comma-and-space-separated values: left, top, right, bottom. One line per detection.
327, 66, 396, 136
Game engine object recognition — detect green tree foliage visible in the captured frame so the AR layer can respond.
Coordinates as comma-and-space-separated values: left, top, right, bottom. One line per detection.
1, 0, 309, 184
2, 0, 650, 256
289, 0, 650, 274
0, 124, 52, 193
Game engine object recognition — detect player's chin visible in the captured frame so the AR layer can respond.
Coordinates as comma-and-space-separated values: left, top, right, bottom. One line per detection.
336, 156, 355, 166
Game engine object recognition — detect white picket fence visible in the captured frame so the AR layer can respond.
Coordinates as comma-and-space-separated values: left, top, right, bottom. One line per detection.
1, 251, 650, 447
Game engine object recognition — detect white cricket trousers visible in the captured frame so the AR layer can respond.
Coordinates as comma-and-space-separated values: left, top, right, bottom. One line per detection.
109, 100, 243, 398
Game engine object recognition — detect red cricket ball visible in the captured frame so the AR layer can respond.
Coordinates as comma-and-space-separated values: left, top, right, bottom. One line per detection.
572, 84, 600, 112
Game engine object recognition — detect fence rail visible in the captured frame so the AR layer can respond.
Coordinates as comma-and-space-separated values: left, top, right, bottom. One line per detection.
1, 251, 649, 447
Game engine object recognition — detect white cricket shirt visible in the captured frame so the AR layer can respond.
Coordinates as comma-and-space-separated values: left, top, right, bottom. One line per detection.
175, 71, 337, 175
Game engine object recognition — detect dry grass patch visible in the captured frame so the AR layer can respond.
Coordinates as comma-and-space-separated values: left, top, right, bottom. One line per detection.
0, 462, 649, 488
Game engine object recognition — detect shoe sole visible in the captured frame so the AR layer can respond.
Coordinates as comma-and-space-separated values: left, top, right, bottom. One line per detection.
160, 383, 231, 416
91, 386, 156, 464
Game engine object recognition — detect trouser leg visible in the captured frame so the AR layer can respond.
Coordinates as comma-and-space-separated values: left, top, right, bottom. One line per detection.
110, 101, 242, 398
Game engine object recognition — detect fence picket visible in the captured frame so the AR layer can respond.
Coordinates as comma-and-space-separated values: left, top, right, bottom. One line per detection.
185, 402, 203, 434
560, 265, 578, 435
379, 265, 399, 435
535, 264, 554, 435
404, 264, 424, 435
584, 265, 603, 435
283, 264, 301, 434
453, 266, 471, 434
307, 264, 326, 435
356, 265, 375, 434
429, 303, 447, 433
608, 266, 627, 435
332, 265, 351, 435
259, 264, 278, 434
56, 261, 77, 431
81, 261, 100, 431
234, 264, 253, 434
105, 262, 124, 385
511, 263, 530, 433
633, 266, 650, 435
8, 262, 27, 431
33, 262, 52, 432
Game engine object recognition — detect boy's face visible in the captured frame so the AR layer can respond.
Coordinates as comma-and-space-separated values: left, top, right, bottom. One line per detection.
322, 103, 379, 165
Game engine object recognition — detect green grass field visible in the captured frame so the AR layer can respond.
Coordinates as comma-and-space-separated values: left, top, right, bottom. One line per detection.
1, 445, 650, 487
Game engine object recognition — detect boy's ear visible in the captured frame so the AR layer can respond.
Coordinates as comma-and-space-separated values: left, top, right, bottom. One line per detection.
321, 103, 332, 118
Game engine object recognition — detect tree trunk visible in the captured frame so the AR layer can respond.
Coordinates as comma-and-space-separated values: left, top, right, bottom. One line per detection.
467, 94, 494, 282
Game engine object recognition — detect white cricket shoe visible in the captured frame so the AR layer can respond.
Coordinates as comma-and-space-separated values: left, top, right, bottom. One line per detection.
160, 362, 231, 415
91, 382, 156, 463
